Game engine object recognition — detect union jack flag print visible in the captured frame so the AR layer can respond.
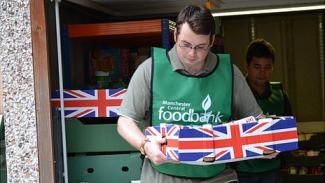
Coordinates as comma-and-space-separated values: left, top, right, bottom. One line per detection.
145, 116, 298, 165
51, 89, 126, 118
145, 123, 181, 161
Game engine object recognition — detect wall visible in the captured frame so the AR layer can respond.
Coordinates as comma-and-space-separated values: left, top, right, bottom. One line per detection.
0, 0, 39, 182
0, 70, 3, 114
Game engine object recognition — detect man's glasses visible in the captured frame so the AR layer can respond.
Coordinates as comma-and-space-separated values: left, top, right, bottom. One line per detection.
178, 41, 210, 53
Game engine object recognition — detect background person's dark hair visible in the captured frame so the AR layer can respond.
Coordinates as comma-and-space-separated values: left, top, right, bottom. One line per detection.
246, 39, 275, 64
175, 5, 215, 43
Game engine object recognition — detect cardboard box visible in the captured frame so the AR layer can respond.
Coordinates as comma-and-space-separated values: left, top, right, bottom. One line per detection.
145, 116, 298, 165
51, 88, 126, 118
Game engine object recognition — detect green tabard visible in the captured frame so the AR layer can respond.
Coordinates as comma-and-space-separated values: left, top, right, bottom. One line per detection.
257, 82, 285, 116
236, 82, 285, 173
150, 47, 233, 178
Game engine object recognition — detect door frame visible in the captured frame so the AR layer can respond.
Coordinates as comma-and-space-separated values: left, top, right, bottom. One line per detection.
30, 0, 55, 182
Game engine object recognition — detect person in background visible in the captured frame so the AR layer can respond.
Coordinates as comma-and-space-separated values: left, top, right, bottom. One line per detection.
235, 38, 292, 183
117, 5, 268, 183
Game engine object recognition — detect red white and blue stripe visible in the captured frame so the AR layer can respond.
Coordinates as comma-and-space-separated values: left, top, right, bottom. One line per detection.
145, 123, 181, 161
145, 116, 298, 165
51, 89, 126, 118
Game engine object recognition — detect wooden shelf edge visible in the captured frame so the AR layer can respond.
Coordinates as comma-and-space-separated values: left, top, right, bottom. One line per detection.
68, 19, 169, 38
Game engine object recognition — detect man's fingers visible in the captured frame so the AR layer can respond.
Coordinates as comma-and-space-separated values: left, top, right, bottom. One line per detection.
263, 150, 275, 155
150, 136, 166, 144
262, 152, 279, 159
156, 137, 167, 144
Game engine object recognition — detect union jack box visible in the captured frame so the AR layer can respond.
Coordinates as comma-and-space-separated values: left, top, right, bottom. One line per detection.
51, 89, 126, 118
144, 116, 298, 165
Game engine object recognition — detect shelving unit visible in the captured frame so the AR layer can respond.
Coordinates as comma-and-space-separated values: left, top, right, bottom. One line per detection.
59, 18, 174, 183
282, 132, 324, 183
62, 19, 174, 88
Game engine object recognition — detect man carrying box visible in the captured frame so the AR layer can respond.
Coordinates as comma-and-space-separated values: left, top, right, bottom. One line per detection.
117, 5, 276, 183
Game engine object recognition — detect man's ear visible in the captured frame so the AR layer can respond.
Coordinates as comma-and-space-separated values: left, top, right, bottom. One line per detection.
210, 34, 216, 46
174, 29, 177, 43
245, 63, 249, 74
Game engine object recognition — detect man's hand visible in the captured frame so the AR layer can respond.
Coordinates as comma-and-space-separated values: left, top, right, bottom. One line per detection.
144, 137, 167, 165
262, 150, 279, 159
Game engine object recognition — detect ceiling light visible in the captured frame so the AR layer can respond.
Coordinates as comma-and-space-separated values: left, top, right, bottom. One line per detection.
212, 5, 325, 17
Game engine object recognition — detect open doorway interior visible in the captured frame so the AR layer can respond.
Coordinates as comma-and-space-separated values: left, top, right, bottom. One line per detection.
0, 68, 7, 183
45, 1, 324, 182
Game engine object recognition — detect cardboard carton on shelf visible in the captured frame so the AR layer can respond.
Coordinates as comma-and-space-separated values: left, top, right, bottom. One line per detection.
51, 88, 127, 118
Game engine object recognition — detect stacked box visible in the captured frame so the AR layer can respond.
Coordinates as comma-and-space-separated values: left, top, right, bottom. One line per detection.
51, 88, 126, 118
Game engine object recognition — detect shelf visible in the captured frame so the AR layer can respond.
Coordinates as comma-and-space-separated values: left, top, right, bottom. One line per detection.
282, 132, 324, 182
68, 19, 163, 38
282, 172, 324, 183
284, 155, 324, 166
299, 133, 324, 149
67, 19, 174, 47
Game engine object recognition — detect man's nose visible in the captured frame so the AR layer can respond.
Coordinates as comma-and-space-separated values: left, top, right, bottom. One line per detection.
259, 68, 266, 76
188, 47, 197, 56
